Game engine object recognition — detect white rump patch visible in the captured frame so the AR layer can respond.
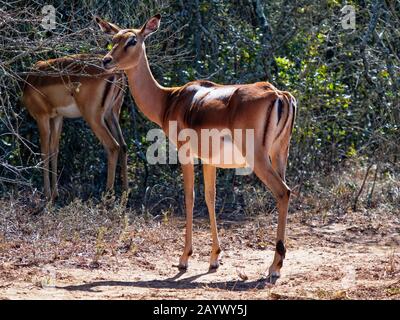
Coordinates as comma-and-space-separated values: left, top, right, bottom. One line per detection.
56, 102, 81, 118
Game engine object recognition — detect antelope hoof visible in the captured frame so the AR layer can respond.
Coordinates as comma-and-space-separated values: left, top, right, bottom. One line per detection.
265, 271, 280, 285
177, 263, 188, 271
178, 249, 192, 271
178, 256, 189, 271
209, 261, 220, 271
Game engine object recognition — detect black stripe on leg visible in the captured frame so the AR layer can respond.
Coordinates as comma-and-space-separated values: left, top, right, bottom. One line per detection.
272, 96, 288, 143
262, 102, 273, 146
277, 98, 283, 124
276, 240, 286, 268
276, 240, 286, 258
101, 76, 115, 108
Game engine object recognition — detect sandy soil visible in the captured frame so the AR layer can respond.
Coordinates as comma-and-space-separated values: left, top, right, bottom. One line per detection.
0, 210, 399, 300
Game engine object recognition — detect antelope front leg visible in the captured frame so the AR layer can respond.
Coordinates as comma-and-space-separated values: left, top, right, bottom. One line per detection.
37, 117, 51, 200
178, 163, 195, 270
49, 116, 63, 200
203, 164, 221, 270
85, 114, 120, 191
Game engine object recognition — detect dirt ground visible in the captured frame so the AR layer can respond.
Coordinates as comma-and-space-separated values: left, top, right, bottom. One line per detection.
0, 209, 399, 300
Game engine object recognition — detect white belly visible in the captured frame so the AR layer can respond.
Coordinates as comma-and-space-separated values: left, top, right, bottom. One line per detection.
56, 102, 81, 118
192, 136, 248, 168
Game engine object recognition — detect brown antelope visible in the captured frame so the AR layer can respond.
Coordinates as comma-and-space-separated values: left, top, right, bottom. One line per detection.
22, 54, 127, 201
95, 14, 296, 283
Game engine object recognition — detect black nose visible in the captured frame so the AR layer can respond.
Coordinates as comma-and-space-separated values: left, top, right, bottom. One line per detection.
103, 57, 112, 67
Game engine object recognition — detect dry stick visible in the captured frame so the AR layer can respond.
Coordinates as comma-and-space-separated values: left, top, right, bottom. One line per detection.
353, 163, 374, 212
359, 0, 382, 85
367, 163, 379, 207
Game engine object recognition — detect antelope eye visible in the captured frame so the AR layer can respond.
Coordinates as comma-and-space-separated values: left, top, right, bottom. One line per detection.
125, 37, 137, 48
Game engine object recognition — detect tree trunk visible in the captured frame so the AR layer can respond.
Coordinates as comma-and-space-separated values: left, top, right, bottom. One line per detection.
251, 0, 273, 80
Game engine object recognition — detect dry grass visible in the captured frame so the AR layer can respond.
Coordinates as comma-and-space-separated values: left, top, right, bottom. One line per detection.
0, 162, 399, 258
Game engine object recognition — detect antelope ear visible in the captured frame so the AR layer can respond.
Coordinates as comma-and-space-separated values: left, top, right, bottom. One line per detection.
94, 16, 120, 35
140, 14, 161, 39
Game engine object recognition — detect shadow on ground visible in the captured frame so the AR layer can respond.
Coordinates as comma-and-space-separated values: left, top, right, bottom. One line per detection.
58, 270, 272, 293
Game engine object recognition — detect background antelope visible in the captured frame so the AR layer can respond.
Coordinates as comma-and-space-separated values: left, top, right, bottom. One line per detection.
22, 54, 127, 200
95, 14, 296, 283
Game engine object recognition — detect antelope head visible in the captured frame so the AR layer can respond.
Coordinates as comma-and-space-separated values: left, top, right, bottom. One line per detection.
94, 14, 161, 71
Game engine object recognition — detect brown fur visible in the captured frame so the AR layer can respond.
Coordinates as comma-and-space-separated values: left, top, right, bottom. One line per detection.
22, 54, 128, 200
96, 15, 296, 281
